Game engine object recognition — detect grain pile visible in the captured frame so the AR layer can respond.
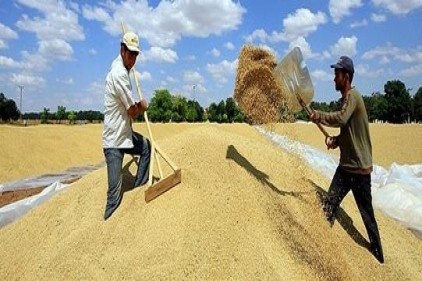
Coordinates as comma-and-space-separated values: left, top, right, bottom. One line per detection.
1, 123, 421, 280
234, 45, 294, 124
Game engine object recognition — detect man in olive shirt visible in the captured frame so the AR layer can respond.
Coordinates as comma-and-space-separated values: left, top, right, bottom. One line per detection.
310, 56, 384, 264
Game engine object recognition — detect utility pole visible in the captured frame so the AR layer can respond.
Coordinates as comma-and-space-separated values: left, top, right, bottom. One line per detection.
192, 85, 196, 101
18, 85, 24, 121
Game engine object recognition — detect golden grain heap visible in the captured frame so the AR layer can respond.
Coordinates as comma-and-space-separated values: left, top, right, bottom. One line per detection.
234, 45, 294, 124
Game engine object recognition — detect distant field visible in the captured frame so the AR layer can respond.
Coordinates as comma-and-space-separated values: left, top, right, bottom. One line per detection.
1, 122, 421, 184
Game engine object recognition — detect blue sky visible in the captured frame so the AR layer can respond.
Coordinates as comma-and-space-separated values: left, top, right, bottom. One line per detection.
0, 0, 421, 112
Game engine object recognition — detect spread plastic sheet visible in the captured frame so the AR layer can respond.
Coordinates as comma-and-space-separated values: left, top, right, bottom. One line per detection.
0, 163, 104, 228
257, 126, 422, 233
0, 182, 68, 227
0, 163, 104, 193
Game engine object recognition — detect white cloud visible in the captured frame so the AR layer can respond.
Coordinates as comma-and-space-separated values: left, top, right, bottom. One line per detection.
206, 59, 237, 83
281, 8, 327, 41
0, 23, 19, 49
380, 56, 391, 64
329, 0, 363, 23
166, 76, 177, 83
371, 13, 387, 22
245, 9, 327, 45
20, 51, 50, 71
362, 44, 422, 76
10, 73, 45, 87
77, 80, 104, 110
136, 70, 152, 81
399, 64, 422, 76
16, 2, 84, 42
185, 55, 196, 61
330, 36, 358, 58
225, 42, 235, 50
372, 0, 422, 15
0, 23, 18, 39
82, 5, 111, 22
83, 0, 246, 48
38, 39, 73, 61
183, 70, 204, 85
245, 29, 269, 43
288, 37, 314, 60
182, 70, 207, 95
56, 78, 74, 85
140, 47, 178, 63
0, 56, 22, 68
88, 48, 97, 55
350, 19, 368, 28
311, 69, 333, 82
211, 48, 221, 58
183, 83, 206, 95
9, 0, 84, 79
362, 43, 400, 60
355, 64, 385, 78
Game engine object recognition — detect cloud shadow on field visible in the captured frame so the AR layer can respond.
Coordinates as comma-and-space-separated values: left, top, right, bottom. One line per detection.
308, 180, 370, 249
225, 144, 306, 198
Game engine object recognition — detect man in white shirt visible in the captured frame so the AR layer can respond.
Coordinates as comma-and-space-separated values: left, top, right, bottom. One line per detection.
102, 31, 150, 220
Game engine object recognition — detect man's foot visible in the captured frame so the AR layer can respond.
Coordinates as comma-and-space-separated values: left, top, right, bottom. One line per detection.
104, 197, 122, 220
104, 209, 114, 220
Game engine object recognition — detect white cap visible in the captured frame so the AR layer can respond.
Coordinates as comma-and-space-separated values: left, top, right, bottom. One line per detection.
121, 31, 140, 53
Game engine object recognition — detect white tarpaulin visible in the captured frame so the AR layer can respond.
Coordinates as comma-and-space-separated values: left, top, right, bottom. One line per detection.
257, 126, 422, 233
0, 163, 104, 228
0, 181, 69, 228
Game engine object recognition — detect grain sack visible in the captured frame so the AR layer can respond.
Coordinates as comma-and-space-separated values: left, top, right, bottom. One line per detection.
234, 45, 294, 124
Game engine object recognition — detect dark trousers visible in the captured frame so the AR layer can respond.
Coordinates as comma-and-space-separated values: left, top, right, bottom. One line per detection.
103, 132, 151, 220
324, 166, 384, 261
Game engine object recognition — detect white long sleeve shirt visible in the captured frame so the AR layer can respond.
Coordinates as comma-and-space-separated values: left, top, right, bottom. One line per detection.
102, 55, 136, 148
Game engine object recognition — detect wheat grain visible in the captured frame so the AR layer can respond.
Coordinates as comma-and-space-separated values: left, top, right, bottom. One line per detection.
234, 45, 294, 124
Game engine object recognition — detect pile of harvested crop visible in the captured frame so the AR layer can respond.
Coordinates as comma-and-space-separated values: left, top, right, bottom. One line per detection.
234, 45, 294, 124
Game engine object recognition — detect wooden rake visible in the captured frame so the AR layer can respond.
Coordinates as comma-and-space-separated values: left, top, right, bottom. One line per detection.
121, 22, 181, 202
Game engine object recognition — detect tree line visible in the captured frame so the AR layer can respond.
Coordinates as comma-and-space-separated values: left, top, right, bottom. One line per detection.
1, 79, 421, 124
145, 89, 245, 123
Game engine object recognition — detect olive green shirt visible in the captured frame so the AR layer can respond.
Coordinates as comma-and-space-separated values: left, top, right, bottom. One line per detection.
315, 87, 372, 174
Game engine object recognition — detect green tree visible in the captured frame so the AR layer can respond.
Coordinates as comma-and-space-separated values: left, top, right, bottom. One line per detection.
40, 107, 50, 124
413, 87, 422, 122
172, 95, 188, 122
186, 106, 197, 122
77, 110, 103, 122
295, 109, 308, 121
384, 80, 411, 123
56, 105, 66, 123
225, 97, 236, 123
310, 101, 330, 111
207, 102, 218, 122
68, 111, 77, 124
190, 100, 204, 122
0, 93, 20, 121
233, 107, 245, 123
363, 92, 388, 122
148, 89, 173, 122
217, 100, 226, 122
